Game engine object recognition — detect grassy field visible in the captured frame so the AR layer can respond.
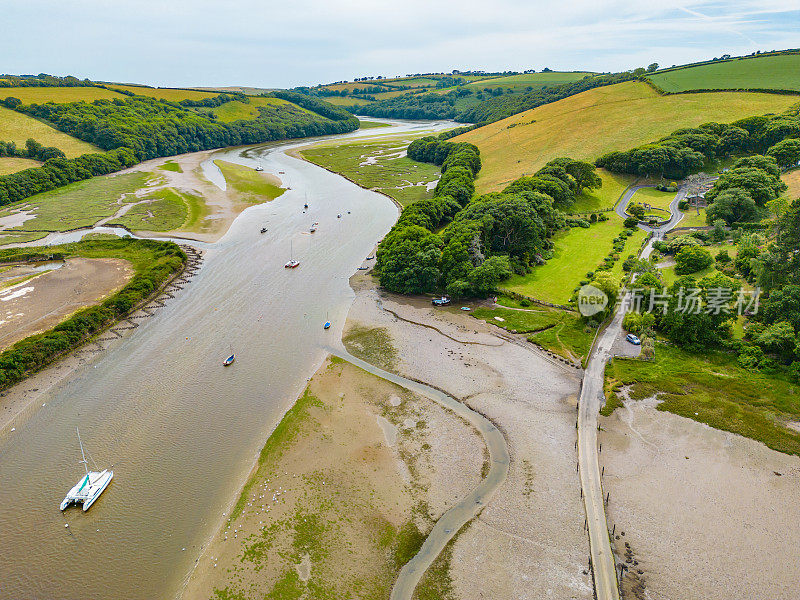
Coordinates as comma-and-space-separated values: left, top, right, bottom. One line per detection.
647, 54, 800, 93
112, 188, 206, 232
455, 81, 800, 193
0, 172, 149, 240
501, 215, 630, 304
0, 106, 99, 158
107, 84, 218, 101
215, 160, 285, 202
212, 97, 294, 122
323, 96, 373, 107
358, 119, 391, 129
301, 140, 441, 207
630, 186, 675, 210
472, 304, 593, 362
678, 206, 708, 227
0, 86, 126, 103
466, 71, 594, 91
605, 343, 800, 455
0, 157, 41, 175
570, 170, 635, 213
783, 168, 800, 199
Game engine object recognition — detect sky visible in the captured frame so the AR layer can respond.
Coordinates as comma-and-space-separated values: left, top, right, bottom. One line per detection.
2, 0, 799, 88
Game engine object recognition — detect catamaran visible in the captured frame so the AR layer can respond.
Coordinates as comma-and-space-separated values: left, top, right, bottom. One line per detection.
60, 428, 113, 512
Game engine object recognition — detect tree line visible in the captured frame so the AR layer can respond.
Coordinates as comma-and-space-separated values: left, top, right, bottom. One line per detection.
0, 73, 96, 88
376, 134, 601, 297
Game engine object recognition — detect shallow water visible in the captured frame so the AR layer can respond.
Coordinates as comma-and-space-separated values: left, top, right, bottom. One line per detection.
0, 119, 453, 600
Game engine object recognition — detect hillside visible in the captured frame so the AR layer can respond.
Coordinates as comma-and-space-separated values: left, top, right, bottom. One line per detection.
0, 86, 126, 103
0, 105, 99, 157
647, 53, 800, 93
107, 84, 220, 101
455, 81, 800, 192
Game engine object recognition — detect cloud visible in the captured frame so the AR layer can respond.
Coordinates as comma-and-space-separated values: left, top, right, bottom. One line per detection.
1, 0, 797, 87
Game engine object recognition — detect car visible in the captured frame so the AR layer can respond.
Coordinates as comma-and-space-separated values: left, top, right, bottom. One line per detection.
432, 296, 451, 307
626, 333, 641, 345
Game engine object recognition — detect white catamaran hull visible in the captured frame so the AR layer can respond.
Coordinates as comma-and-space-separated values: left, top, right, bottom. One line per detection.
60, 469, 113, 511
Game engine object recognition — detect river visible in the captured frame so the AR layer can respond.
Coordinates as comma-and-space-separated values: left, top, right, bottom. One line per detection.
0, 118, 454, 600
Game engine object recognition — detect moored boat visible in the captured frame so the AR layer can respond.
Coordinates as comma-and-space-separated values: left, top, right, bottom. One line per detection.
223, 354, 235, 366
284, 259, 300, 268
60, 429, 113, 512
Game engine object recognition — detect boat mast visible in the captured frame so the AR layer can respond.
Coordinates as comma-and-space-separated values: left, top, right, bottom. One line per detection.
76, 427, 89, 475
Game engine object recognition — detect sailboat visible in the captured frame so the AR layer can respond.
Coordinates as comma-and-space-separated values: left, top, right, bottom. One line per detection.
284, 239, 300, 268
324, 311, 331, 330
60, 428, 113, 512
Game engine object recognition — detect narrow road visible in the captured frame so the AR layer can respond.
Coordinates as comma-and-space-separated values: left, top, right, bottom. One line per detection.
324, 347, 510, 600
578, 184, 685, 599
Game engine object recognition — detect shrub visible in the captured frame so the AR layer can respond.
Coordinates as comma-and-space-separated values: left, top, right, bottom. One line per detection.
674, 245, 714, 275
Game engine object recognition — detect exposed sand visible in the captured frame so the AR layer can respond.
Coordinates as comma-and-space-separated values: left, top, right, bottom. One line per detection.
346, 274, 593, 599
181, 355, 484, 599
0, 258, 132, 351
120, 152, 283, 243
600, 398, 800, 600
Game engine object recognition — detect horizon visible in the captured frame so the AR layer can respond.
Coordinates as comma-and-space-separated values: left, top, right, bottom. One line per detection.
3, 0, 800, 89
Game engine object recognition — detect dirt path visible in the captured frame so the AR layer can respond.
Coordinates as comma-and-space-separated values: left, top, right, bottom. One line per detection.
0, 258, 132, 351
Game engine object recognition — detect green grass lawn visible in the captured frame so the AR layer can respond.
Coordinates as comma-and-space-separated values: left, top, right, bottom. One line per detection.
301, 140, 441, 207
0, 106, 99, 158
158, 160, 182, 172
472, 304, 593, 362
214, 160, 286, 202
501, 215, 629, 304
570, 170, 635, 213
630, 186, 675, 210
112, 188, 197, 232
0, 157, 41, 176
678, 207, 708, 227
0, 172, 149, 236
605, 343, 800, 455
647, 54, 800, 93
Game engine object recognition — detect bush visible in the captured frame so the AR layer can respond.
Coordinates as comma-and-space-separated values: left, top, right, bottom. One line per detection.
624, 216, 639, 228
674, 245, 714, 275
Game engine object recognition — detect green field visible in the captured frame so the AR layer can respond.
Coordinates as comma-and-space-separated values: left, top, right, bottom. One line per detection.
108, 84, 219, 101
570, 170, 635, 213
678, 206, 708, 228
0, 86, 126, 103
0, 105, 99, 158
455, 81, 799, 193
501, 215, 631, 304
467, 71, 594, 90
472, 304, 593, 362
112, 187, 207, 232
0, 157, 41, 175
212, 97, 294, 122
358, 119, 391, 129
0, 172, 149, 241
300, 139, 441, 207
648, 54, 800, 93
214, 160, 286, 202
783, 169, 800, 199
606, 343, 800, 455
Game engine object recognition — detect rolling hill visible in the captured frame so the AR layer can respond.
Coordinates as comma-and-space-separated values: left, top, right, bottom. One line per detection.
454, 80, 800, 193
0, 105, 99, 157
647, 53, 800, 93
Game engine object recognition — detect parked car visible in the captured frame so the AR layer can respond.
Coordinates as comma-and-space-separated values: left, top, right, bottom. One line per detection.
626, 333, 641, 345
432, 295, 451, 307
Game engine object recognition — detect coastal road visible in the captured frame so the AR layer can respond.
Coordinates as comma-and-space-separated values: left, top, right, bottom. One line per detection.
577, 184, 685, 599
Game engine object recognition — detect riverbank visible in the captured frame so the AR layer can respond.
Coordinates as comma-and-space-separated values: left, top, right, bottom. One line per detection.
344, 273, 592, 599
599, 398, 800, 599
182, 354, 485, 599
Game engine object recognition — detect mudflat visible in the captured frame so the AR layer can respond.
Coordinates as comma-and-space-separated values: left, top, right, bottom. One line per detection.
0, 257, 132, 351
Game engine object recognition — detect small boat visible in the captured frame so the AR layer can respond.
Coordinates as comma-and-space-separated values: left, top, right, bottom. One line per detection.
260, 227, 267, 234
255, 166, 264, 172
357, 266, 369, 270
223, 353, 235, 366
337, 214, 341, 219
303, 203, 309, 209
366, 256, 374, 260
60, 429, 113, 512
285, 240, 299, 268
324, 321, 331, 330
309, 226, 316, 233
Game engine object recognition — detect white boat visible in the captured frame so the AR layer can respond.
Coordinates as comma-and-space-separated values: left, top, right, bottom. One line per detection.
284, 240, 299, 268
254, 165, 264, 172
60, 428, 113, 512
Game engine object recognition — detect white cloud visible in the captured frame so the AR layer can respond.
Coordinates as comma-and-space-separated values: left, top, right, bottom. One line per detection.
1, 0, 797, 87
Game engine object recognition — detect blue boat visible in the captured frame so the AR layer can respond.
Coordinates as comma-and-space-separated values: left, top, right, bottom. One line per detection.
324, 321, 331, 330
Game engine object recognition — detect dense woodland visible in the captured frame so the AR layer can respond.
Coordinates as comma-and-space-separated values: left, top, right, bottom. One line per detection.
376, 134, 600, 296
0, 91, 358, 206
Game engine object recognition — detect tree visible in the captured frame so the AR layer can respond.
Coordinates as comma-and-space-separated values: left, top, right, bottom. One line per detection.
767, 138, 800, 169
711, 219, 727, 242
675, 245, 713, 275
647, 63, 659, 72
375, 226, 443, 294
468, 255, 513, 296
706, 188, 759, 225
706, 166, 786, 206
628, 204, 646, 220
